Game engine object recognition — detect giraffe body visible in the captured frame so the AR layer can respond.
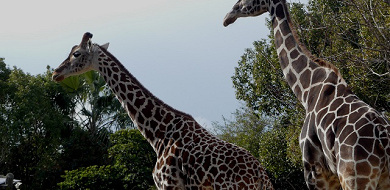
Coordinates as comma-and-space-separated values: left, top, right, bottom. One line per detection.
52, 33, 274, 190
224, 0, 390, 189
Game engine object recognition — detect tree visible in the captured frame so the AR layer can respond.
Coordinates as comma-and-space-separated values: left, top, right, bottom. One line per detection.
59, 126, 111, 171
294, 0, 390, 113
232, 39, 299, 119
58, 165, 124, 190
58, 129, 156, 190
0, 62, 132, 189
109, 129, 156, 189
0, 58, 12, 172
0, 58, 11, 104
213, 106, 305, 189
58, 71, 134, 171
60, 71, 133, 145
213, 106, 273, 158
0, 65, 75, 189
258, 126, 305, 189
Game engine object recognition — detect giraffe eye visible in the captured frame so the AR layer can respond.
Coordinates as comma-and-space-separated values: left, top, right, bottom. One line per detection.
73, 51, 81, 58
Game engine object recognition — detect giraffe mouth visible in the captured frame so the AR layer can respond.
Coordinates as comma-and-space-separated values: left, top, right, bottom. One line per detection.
223, 13, 238, 27
52, 72, 65, 82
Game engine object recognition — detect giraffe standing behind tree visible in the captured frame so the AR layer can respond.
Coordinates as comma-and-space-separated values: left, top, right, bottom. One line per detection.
52, 32, 274, 190
223, 0, 390, 189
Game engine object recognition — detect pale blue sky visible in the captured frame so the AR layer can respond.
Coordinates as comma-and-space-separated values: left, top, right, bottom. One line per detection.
1, 0, 306, 129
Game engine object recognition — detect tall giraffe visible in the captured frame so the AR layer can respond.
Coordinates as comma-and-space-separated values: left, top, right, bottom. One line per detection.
52, 32, 274, 189
223, 0, 390, 189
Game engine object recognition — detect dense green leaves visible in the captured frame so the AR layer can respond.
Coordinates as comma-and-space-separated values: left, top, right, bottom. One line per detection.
109, 129, 156, 189
0, 59, 140, 189
0, 63, 74, 189
213, 107, 305, 189
58, 165, 123, 190
213, 106, 273, 158
59, 129, 156, 190
258, 126, 305, 189
232, 39, 299, 118
296, 0, 390, 112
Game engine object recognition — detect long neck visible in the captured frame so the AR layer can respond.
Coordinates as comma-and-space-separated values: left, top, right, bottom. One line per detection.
93, 47, 194, 152
269, 1, 348, 111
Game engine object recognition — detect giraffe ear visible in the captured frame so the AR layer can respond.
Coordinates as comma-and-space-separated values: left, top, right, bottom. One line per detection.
101, 43, 110, 50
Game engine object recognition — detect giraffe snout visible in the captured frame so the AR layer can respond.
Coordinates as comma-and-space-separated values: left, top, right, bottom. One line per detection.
223, 14, 238, 27
52, 72, 65, 82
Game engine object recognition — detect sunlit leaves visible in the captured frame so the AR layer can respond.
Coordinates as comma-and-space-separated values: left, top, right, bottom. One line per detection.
60, 75, 82, 93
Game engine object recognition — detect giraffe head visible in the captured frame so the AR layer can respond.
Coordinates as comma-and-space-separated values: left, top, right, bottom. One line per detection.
52, 32, 109, 82
223, 0, 271, 27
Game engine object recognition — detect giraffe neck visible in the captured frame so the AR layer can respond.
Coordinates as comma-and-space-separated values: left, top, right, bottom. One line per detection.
93, 45, 195, 153
269, 0, 347, 110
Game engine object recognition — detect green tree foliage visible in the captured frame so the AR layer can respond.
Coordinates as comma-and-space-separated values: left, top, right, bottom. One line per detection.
232, 39, 299, 119
109, 129, 156, 189
59, 126, 111, 171
59, 129, 156, 190
0, 63, 74, 189
61, 70, 134, 133
0, 59, 137, 189
0, 58, 11, 166
217, 0, 390, 188
294, 0, 390, 113
57, 70, 134, 172
58, 165, 124, 190
258, 126, 305, 189
213, 107, 304, 189
213, 106, 273, 158
0, 58, 11, 105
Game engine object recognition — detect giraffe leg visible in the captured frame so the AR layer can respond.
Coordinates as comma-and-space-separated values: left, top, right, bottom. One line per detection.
153, 156, 187, 189
377, 168, 390, 189
300, 122, 341, 189
301, 147, 341, 190
301, 130, 340, 189
302, 160, 340, 190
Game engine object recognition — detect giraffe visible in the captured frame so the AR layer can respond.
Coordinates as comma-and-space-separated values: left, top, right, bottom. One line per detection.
223, 0, 390, 189
52, 32, 274, 190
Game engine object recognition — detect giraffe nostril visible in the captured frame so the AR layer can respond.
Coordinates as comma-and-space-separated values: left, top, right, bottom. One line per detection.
52, 72, 65, 82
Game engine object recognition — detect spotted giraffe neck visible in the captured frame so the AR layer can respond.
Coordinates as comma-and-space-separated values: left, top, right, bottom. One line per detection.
93, 45, 196, 152
270, 0, 347, 109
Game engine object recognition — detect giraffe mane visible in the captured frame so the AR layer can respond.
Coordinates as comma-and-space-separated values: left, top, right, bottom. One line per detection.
281, 0, 343, 78
97, 45, 196, 121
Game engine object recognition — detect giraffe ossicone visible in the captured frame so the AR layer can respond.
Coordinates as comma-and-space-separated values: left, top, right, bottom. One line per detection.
224, 0, 390, 189
52, 32, 274, 189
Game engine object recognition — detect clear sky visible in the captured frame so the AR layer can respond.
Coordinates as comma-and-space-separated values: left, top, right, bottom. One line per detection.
1, 0, 306, 130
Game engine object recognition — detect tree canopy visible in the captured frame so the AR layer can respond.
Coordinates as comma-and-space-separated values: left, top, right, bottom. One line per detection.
58, 129, 156, 190
0, 58, 145, 189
